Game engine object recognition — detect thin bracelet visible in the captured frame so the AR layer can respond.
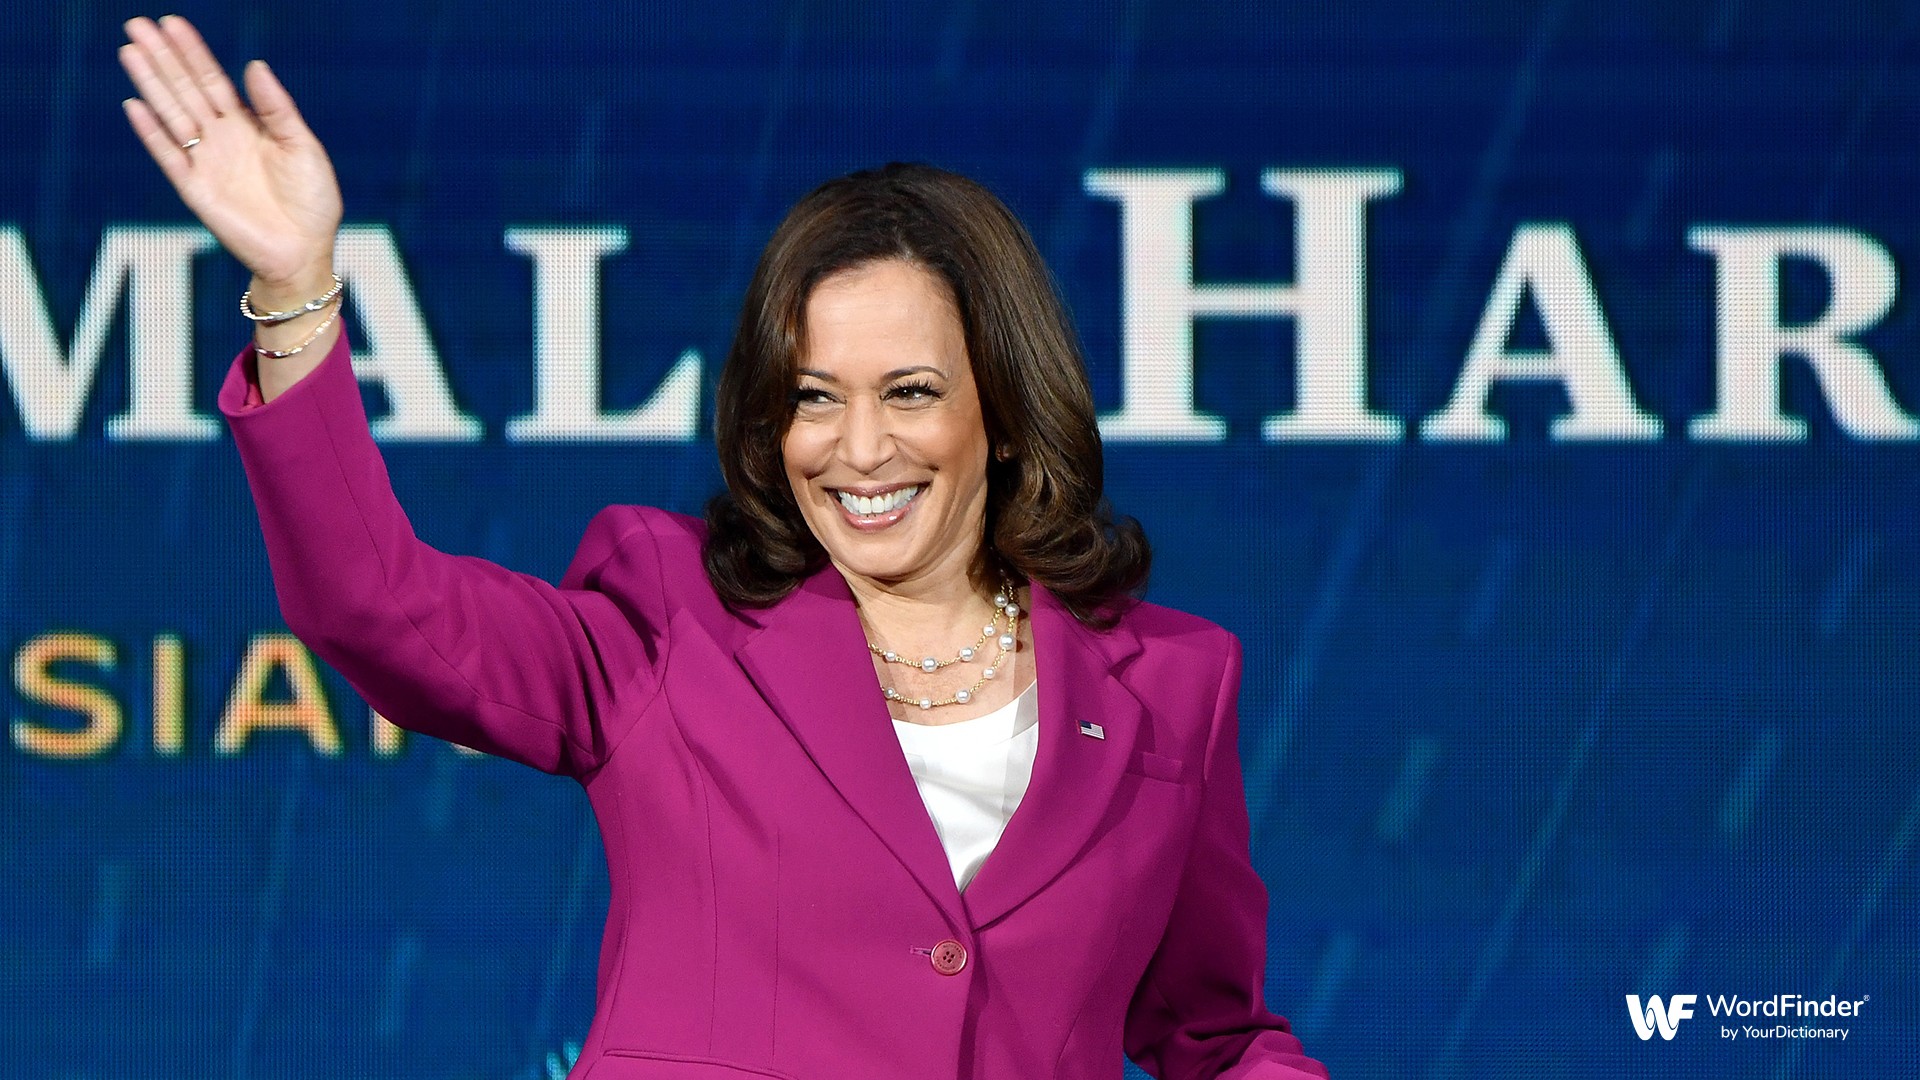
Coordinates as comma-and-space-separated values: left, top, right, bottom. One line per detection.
253, 298, 342, 360
241, 274, 345, 324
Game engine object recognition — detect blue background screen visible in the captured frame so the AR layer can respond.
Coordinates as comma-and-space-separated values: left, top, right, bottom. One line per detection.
3, 3, 1916, 1077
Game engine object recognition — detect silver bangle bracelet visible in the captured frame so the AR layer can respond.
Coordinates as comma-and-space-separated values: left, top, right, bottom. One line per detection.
253, 299, 343, 360
241, 274, 345, 324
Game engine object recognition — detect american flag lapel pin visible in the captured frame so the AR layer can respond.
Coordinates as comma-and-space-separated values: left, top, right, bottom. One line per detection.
1077, 720, 1106, 740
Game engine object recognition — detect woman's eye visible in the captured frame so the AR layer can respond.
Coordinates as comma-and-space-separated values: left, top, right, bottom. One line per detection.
887, 381, 940, 402
789, 387, 833, 408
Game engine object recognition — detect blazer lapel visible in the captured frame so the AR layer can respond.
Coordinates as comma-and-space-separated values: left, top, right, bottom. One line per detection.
733, 565, 968, 928
961, 583, 1146, 930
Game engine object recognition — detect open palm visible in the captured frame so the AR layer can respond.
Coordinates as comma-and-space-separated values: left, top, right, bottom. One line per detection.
118, 15, 340, 288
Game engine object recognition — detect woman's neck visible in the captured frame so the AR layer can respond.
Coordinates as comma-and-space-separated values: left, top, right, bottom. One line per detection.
841, 564, 1012, 659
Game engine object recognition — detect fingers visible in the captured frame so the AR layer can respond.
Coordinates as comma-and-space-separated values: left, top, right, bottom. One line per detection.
121, 96, 193, 187
157, 15, 244, 118
118, 40, 197, 149
120, 17, 227, 146
243, 60, 315, 145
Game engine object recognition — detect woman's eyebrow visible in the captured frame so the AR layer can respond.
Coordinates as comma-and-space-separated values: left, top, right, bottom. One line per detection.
796, 365, 946, 382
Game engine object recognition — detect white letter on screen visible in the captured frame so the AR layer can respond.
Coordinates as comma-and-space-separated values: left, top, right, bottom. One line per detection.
0, 225, 218, 441
504, 226, 700, 442
1688, 226, 1915, 441
1085, 168, 1404, 442
1421, 222, 1661, 442
335, 225, 482, 442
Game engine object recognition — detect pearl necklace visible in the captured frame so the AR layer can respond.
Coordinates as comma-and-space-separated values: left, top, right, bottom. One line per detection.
868, 579, 1021, 711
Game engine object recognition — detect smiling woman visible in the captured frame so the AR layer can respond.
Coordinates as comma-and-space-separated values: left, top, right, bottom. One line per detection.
119, 14, 1327, 1078
706, 165, 1149, 632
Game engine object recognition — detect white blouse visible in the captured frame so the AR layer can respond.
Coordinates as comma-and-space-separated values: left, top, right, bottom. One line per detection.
890, 680, 1041, 891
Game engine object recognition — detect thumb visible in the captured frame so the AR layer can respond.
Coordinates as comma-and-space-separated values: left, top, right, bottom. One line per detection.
244, 59, 315, 144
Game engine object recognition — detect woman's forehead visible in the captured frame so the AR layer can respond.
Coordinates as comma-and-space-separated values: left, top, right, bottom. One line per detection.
796, 261, 968, 381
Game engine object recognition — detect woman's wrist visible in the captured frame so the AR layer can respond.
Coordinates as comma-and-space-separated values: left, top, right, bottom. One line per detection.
243, 272, 342, 324
247, 258, 338, 312
248, 260, 340, 353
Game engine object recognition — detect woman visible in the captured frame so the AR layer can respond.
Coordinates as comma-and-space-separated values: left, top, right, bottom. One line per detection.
119, 14, 1329, 1080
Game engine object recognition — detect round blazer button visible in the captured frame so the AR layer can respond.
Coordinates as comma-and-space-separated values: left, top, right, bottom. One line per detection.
930, 939, 968, 976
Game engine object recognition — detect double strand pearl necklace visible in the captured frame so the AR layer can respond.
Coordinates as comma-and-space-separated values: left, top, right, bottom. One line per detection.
868, 579, 1021, 711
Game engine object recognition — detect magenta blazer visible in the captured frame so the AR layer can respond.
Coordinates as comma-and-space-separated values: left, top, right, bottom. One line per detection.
217, 333, 1329, 1080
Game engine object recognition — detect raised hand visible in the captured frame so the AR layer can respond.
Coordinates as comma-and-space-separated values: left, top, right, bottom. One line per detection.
118, 15, 339, 294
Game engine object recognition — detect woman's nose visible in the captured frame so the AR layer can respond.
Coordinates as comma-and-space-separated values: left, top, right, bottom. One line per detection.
838, 398, 895, 473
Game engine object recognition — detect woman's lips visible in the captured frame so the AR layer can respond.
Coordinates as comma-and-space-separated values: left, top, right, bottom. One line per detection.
831, 484, 923, 532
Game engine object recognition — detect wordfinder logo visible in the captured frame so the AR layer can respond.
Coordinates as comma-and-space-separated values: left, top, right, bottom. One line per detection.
1626, 995, 1697, 1041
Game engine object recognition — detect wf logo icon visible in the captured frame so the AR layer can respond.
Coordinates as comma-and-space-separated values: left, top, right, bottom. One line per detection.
1627, 995, 1697, 1040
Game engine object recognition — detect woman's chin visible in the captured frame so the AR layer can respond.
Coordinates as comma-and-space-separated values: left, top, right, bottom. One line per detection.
817, 532, 945, 588
824, 545, 924, 586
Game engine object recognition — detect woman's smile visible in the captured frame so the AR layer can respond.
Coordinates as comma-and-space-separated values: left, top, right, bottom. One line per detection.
829, 482, 925, 530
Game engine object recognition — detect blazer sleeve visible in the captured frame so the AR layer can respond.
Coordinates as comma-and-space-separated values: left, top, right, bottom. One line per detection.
1123, 633, 1331, 1079
217, 331, 667, 778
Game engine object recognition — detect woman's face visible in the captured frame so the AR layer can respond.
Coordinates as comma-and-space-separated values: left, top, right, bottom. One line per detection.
782, 258, 992, 591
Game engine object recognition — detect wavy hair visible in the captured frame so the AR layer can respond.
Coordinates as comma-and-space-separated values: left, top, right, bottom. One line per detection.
704, 163, 1149, 626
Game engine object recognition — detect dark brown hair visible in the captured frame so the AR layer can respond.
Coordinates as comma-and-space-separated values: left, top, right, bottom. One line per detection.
704, 162, 1149, 626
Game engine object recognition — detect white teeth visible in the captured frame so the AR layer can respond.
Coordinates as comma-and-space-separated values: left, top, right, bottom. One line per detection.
836, 484, 921, 517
